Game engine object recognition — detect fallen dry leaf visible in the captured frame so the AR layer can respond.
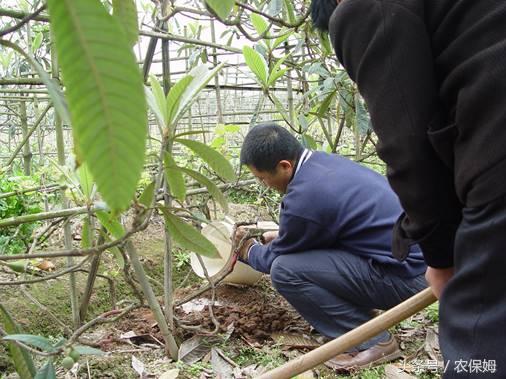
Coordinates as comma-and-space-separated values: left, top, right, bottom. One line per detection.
36, 260, 55, 271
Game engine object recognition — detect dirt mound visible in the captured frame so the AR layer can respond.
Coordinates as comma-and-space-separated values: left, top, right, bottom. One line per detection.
110, 281, 311, 351
174, 283, 310, 341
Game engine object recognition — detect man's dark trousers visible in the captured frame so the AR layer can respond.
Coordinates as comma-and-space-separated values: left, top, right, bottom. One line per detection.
270, 249, 427, 350
440, 194, 506, 378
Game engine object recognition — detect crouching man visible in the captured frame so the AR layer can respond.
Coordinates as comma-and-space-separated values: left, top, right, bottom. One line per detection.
235, 123, 427, 371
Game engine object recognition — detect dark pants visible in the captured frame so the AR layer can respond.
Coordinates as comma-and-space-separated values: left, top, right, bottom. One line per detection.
270, 249, 427, 351
441, 194, 506, 378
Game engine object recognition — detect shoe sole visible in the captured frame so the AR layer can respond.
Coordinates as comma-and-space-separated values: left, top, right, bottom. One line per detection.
324, 349, 403, 372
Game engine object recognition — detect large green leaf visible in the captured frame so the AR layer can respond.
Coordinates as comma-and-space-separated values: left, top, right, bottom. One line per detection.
166, 75, 193, 127
174, 64, 225, 124
243, 46, 268, 87
34, 360, 56, 379
250, 13, 269, 36
205, 0, 234, 20
179, 167, 228, 213
175, 138, 236, 181
112, 0, 139, 47
161, 209, 219, 258
47, 0, 147, 213
164, 153, 186, 201
3, 335, 56, 353
0, 305, 36, 379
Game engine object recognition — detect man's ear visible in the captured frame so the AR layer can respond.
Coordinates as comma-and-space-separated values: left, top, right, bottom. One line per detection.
278, 160, 293, 171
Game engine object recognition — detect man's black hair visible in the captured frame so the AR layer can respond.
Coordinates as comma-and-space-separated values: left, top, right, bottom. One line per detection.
311, 0, 338, 32
240, 123, 304, 172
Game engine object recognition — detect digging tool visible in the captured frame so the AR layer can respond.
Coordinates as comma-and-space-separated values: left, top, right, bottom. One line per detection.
256, 287, 437, 379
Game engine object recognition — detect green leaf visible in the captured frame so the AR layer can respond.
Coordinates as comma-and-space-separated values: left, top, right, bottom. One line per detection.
174, 64, 224, 124
161, 209, 219, 258
138, 181, 155, 208
272, 31, 291, 50
317, 92, 335, 117
73, 345, 105, 355
3, 335, 57, 353
271, 53, 290, 75
250, 13, 269, 36
318, 30, 332, 56
243, 46, 268, 87
283, 0, 296, 24
164, 153, 186, 201
34, 360, 56, 379
224, 124, 240, 133
268, 68, 288, 86
145, 87, 165, 129
179, 167, 228, 213
176, 138, 236, 181
31, 32, 43, 53
77, 162, 94, 200
210, 136, 226, 149
81, 216, 91, 249
166, 75, 193, 126
47, 0, 147, 213
205, 0, 234, 20
301, 134, 317, 150
0, 304, 36, 379
96, 210, 125, 239
112, 0, 139, 47
149, 76, 168, 125
6, 260, 29, 273
174, 130, 211, 139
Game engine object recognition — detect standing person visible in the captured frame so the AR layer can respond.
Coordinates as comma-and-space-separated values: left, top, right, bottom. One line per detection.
311, 0, 506, 376
235, 123, 427, 370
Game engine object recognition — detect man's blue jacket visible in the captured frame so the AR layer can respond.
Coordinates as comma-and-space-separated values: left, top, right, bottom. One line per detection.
247, 151, 427, 277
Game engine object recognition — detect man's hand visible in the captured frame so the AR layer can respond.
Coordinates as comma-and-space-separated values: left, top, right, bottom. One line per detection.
233, 226, 255, 262
262, 230, 278, 243
425, 266, 454, 299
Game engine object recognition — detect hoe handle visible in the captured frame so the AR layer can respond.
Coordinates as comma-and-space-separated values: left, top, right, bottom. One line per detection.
257, 287, 437, 379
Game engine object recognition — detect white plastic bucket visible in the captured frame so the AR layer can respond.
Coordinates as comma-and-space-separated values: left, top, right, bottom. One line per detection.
189, 220, 275, 285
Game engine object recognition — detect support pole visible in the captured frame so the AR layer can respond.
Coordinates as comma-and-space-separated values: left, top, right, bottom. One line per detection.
19, 101, 31, 175
51, 44, 81, 328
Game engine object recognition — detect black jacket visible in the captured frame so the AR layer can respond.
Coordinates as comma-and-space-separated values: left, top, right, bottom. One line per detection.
329, 0, 506, 268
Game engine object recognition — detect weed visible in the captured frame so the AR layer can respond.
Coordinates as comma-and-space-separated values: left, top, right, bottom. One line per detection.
176, 360, 212, 377
234, 346, 285, 369
425, 302, 439, 323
